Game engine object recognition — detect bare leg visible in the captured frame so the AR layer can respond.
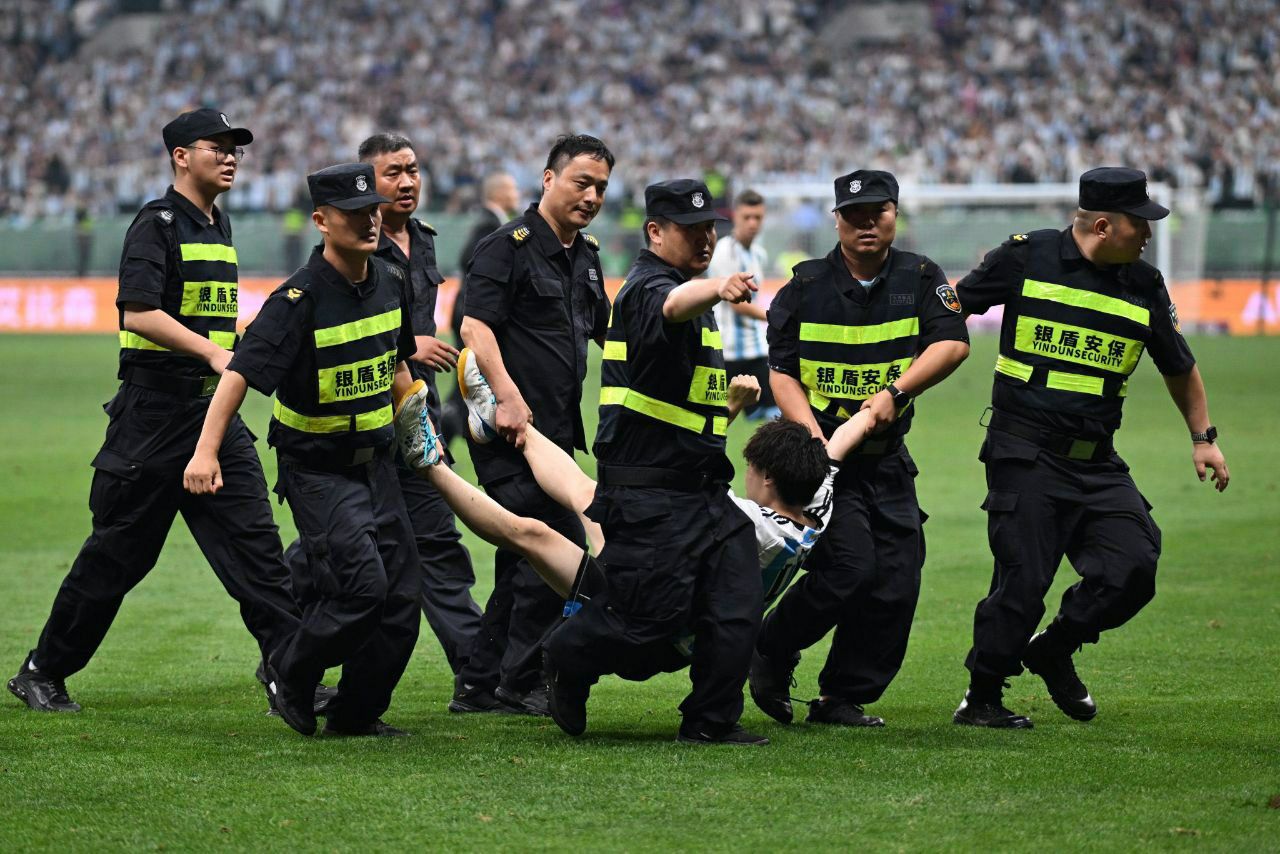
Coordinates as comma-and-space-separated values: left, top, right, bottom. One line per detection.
424, 463, 582, 598
522, 425, 606, 554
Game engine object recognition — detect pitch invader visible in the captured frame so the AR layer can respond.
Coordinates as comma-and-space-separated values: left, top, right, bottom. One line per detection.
8, 109, 304, 715
953, 167, 1230, 728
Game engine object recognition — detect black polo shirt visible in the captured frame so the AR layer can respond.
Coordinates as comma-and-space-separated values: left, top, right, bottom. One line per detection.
958, 227, 1195, 437
230, 248, 416, 458
374, 218, 446, 423
463, 203, 609, 484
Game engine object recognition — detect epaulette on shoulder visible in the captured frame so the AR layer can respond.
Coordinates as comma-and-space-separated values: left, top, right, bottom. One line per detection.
141, 199, 176, 226
369, 254, 405, 282
1008, 232, 1029, 243
413, 218, 437, 236
277, 279, 311, 303
792, 259, 828, 281
582, 232, 599, 250
511, 225, 532, 244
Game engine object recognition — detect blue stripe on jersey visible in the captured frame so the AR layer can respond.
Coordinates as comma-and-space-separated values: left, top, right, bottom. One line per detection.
761, 538, 801, 607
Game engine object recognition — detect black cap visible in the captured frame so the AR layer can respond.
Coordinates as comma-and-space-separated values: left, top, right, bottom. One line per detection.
832, 169, 898, 211
307, 163, 390, 211
162, 108, 253, 154
644, 179, 728, 225
1079, 167, 1169, 220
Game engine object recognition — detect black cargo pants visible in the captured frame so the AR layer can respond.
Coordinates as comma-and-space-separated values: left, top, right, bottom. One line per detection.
34, 383, 299, 679
965, 429, 1161, 680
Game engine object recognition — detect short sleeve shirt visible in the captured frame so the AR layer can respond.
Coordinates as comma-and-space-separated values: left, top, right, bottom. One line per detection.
462, 204, 609, 484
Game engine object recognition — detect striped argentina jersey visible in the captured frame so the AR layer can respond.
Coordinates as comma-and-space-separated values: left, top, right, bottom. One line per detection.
673, 465, 836, 658
710, 235, 768, 360
733, 465, 836, 609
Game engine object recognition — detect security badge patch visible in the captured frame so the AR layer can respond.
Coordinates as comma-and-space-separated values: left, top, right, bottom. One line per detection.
1169, 302, 1181, 332
936, 284, 962, 313
355, 175, 368, 192
286, 287, 305, 301
512, 226, 531, 243
158, 210, 174, 223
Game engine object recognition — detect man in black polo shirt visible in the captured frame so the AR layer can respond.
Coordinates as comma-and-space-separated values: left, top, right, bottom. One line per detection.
7, 109, 300, 715
454, 135, 613, 715
185, 163, 420, 737
358, 132, 484, 680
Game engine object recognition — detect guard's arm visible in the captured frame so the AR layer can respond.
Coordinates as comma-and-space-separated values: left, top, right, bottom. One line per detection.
122, 303, 232, 373
460, 315, 532, 448
183, 370, 249, 495
391, 360, 415, 402
770, 369, 823, 441
860, 339, 970, 430
1163, 366, 1229, 491
663, 273, 756, 323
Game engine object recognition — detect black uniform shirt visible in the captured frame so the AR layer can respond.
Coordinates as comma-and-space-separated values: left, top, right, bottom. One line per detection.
768, 245, 969, 437
463, 203, 609, 484
594, 249, 735, 480
958, 228, 1194, 436
375, 218, 447, 423
117, 185, 236, 379
230, 247, 416, 456
376, 218, 444, 341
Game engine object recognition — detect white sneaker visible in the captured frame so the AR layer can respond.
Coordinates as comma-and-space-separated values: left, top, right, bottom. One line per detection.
394, 380, 439, 471
457, 348, 499, 444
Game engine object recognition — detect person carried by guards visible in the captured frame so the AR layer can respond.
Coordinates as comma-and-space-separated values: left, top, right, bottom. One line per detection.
183, 162, 423, 738
7, 108, 307, 718
750, 169, 970, 730
952, 166, 1231, 729
540, 178, 771, 746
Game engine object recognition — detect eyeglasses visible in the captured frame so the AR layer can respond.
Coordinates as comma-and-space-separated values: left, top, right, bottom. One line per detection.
187, 146, 245, 163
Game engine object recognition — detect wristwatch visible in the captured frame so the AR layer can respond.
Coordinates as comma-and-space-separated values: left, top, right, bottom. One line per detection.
1190, 425, 1218, 444
886, 383, 913, 410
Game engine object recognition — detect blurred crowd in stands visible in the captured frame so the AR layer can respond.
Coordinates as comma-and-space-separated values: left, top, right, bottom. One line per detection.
1, 0, 1277, 220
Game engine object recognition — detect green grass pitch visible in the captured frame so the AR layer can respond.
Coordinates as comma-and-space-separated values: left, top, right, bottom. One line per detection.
0, 333, 1276, 851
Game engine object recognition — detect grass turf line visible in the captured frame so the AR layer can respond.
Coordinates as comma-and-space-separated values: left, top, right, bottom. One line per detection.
0, 334, 1277, 850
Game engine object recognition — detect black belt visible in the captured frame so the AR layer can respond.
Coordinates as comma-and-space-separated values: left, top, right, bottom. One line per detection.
122, 366, 220, 399
987, 409, 1113, 462
597, 464, 727, 492
280, 445, 387, 473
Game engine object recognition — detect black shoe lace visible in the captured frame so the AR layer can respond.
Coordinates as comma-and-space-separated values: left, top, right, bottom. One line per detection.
50, 677, 72, 703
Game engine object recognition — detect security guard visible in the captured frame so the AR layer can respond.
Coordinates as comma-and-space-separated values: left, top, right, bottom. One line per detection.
952, 167, 1230, 728
185, 163, 421, 737
454, 135, 612, 715
7, 109, 300, 714
750, 170, 970, 728
359, 133, 484, 677
542, 179, 767, 745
